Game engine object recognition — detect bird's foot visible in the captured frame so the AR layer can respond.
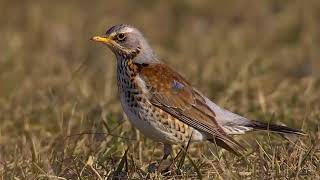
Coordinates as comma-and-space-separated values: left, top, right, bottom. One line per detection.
146, 159, 172, 173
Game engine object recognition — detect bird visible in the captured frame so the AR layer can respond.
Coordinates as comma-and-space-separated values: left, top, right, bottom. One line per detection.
91, 24, 306, 160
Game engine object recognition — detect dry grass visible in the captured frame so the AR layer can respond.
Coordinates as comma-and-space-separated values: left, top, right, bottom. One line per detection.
0, 0, 319, 179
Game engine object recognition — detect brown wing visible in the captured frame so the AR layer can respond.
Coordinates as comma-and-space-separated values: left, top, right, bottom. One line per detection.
137, 63, 245, 154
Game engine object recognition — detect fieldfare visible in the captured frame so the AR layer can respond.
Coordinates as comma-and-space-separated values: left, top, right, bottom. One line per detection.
91, 24, 306, 159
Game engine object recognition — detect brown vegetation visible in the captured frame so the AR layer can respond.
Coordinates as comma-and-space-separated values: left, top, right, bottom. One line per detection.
0, 0, 319, 179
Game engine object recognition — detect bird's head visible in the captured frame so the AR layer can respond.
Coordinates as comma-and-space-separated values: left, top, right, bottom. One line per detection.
91, 24, 158, 63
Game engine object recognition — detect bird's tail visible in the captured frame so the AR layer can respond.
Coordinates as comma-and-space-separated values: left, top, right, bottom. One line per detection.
246, 120, 306, 136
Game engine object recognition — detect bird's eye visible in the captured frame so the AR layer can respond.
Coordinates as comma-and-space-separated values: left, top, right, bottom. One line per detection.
117, 33, 126, 41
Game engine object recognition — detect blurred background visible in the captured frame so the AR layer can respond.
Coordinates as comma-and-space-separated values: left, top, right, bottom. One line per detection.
0, 0, 319, 179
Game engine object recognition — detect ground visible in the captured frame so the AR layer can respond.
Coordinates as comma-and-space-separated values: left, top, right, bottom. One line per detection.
0, 0, 319, 179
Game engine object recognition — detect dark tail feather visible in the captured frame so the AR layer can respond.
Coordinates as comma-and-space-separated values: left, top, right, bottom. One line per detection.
247, 120, 306, 136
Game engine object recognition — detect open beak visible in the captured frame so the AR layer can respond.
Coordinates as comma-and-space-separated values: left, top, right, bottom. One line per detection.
90, 35, 111, 44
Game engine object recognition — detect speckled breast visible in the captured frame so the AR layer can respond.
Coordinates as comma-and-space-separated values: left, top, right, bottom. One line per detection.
116, 60, 197, 144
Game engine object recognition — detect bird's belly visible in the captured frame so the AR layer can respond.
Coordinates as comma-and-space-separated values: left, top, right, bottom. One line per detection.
119, 94, 205, 144
120, 97, 177, 143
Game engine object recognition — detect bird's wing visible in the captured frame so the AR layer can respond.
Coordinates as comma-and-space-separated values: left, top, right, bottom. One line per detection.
199, 95, 254, 134
137, 63, 245, 154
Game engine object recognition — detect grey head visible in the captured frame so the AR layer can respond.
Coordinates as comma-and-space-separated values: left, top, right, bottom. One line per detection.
92, 24, 159, 64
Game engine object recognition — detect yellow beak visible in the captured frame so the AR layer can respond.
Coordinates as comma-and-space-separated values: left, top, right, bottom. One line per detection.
90, 35, 111, 44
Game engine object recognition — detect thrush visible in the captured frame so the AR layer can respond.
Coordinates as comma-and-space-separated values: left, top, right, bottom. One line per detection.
91, 24, 306, 159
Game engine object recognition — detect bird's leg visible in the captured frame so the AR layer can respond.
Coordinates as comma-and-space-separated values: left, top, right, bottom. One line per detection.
163, 133, 193, 173
156, 144, 172, 172
162, 143, 172, 160
163, 145, 184, 172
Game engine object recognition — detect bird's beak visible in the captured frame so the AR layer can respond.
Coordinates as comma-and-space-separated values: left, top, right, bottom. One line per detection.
90, 35, 111, 44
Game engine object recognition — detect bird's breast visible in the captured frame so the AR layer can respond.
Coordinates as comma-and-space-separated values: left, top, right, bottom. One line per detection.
115, 61, 205, 144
